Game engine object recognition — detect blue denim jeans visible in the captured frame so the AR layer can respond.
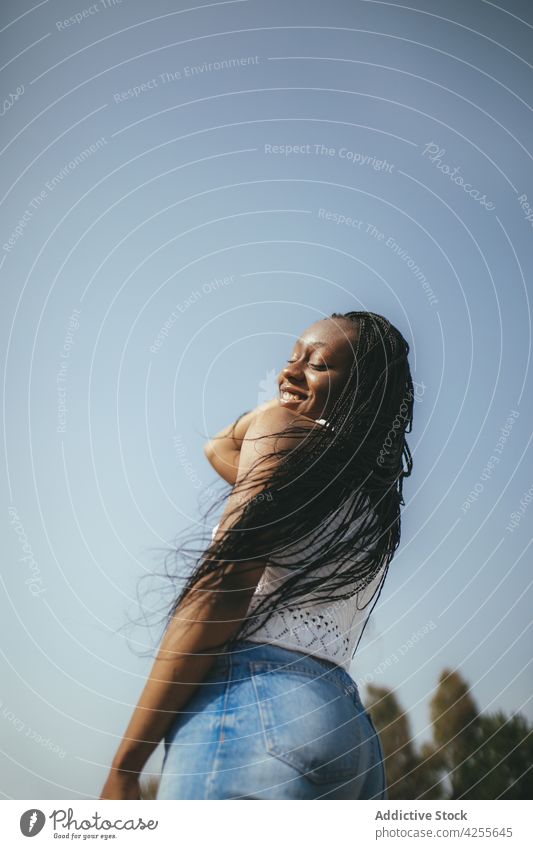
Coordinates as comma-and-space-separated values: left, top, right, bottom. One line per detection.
157, 639, 388, 800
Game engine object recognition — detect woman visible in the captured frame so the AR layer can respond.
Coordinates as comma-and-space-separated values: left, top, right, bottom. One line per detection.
100, 310, 414, 800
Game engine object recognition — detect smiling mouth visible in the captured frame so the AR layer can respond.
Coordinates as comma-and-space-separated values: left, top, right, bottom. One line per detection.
280, 389, 307, 402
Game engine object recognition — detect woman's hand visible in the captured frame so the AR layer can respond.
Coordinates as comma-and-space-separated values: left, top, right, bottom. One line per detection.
100, 770, 143, 800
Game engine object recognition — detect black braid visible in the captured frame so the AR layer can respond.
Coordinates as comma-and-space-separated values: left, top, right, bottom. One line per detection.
129, 311, 415, 664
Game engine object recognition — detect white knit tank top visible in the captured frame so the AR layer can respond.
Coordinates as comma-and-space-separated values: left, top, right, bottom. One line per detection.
211, 419, 387, 671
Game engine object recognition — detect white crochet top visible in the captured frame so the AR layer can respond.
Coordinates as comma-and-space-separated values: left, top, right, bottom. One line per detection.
211, 419, 386, 671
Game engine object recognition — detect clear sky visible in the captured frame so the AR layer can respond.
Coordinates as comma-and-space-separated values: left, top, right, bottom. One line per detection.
1, 0, 532, 799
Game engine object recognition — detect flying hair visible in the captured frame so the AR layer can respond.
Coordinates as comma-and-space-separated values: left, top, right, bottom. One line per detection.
127, 311, 415, 663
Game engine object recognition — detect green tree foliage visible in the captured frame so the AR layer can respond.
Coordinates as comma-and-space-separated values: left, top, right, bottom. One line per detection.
367, 684, 446, 798
459, 710, 533, 799
366, 667, 533, 800
429, 668, 483, 799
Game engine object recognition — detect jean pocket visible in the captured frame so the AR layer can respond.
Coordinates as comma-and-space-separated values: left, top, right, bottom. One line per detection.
250, 660, 364, 784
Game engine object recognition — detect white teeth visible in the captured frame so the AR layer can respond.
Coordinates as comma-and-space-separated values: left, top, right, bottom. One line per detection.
282, 391, 301, 401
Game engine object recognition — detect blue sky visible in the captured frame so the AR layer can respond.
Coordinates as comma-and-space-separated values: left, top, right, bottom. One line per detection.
1, 0, 532, 798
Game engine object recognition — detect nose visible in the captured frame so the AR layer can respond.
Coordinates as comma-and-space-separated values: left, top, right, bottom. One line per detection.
282, 359, 305, 382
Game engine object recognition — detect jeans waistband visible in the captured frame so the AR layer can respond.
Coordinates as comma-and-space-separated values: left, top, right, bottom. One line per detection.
225, 639, 360, 700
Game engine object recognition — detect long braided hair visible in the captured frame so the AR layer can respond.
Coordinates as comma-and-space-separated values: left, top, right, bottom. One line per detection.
133, 311, 414, 662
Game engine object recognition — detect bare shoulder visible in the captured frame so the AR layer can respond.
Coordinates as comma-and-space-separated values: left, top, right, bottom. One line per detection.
233, 406, 315, 491
237, 407, 317, 473
247, 405, 316, 441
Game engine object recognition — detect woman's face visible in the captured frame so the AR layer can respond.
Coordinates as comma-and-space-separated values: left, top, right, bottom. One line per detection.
277, 318, 358, 421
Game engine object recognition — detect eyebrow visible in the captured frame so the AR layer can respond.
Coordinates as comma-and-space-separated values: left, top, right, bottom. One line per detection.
295, 339, 327, 348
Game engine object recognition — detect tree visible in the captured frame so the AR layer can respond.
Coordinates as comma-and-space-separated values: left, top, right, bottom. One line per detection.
366, 667, 533, 800
457, 710, 533, 799
140, 774, 160, 799
367, 684, 446, 798
429, 668, 483, 799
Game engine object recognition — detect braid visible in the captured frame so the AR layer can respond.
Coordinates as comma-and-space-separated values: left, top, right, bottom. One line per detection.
131, 311, 415, 663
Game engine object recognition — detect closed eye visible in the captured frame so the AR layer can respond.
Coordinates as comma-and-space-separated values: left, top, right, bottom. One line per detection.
286, 358, 329, 370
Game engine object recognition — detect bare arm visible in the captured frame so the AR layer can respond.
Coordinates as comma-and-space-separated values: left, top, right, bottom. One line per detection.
203, 397, 279, 484
100, 405, 296, 799
102, 563, 263, 787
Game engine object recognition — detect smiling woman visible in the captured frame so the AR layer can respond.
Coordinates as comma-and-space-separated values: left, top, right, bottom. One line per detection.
278, 319, 358, 415
101, 311, 414, 801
